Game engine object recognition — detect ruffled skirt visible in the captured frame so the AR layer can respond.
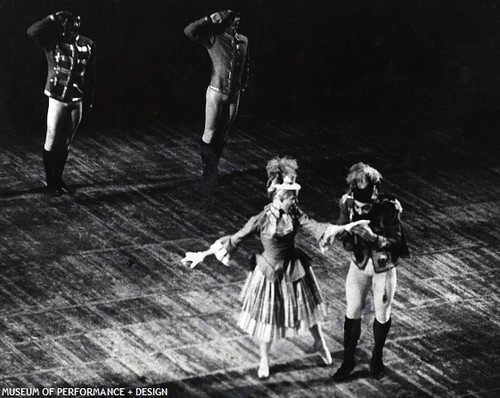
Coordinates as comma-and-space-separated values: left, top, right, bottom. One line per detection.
237, 259, 326, 343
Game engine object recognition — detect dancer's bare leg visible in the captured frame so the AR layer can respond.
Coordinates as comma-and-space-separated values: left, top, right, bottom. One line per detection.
258, 340, 272, 378
310, 324, 332, 365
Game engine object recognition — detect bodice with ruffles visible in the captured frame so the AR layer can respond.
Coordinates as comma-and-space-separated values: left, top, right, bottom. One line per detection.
215, 204, 330, 282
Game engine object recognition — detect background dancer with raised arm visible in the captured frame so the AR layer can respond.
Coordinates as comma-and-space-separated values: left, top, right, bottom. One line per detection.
184, 10, 249, 186
28, 10, 96, 196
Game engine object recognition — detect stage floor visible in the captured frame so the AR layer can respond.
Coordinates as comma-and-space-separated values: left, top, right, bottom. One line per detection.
0, 116, 499, 397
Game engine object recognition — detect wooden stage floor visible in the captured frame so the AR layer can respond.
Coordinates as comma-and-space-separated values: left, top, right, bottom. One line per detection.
0, 116, 499, 397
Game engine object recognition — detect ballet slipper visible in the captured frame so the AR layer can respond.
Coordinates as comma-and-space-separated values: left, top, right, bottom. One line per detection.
258, 359, 269, 379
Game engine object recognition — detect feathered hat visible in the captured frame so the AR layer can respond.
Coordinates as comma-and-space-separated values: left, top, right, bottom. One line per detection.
266, 156, 301, 195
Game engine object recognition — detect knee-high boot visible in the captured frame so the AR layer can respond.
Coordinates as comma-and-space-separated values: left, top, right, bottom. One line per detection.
42, 149, 56, 195
333, 317, 361, 382
53, 149, 71, 194
199, 139, 220, 185
370, 318, 391, 379
211, 137, 225, 183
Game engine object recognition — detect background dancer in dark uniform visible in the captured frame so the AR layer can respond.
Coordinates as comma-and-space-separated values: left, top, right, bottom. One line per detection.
333, 163, 409, 381
184, 10, 249, 185
28, 10, 96, 196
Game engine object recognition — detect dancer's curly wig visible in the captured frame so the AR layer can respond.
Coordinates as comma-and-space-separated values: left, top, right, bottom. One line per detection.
266, 157, 298, 197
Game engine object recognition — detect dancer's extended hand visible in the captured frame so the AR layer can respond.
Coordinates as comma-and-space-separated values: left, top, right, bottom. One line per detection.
180, 236, 231, 268
210, 10, 232, 24
320, 220, 370, 253
181, 251, 210, 269
344, 219, 370, 232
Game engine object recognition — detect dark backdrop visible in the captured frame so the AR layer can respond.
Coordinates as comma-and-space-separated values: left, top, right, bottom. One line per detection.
1, 0, 499, 144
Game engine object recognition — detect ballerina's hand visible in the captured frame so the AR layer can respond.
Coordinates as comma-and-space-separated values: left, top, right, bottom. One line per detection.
181, 251, 208, 269
320, 224, 344, 253
320, 220, 369, 252
344, 219, 370, 233
327, 220, 370, 238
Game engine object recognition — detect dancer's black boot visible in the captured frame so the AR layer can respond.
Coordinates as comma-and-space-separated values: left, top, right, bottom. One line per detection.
199, 139, 220, 186
333, 317, 361, 382
43, 149, 58, 196
370, 318, 391, 379
211, 137, 226, 184
53, 149, 72, 195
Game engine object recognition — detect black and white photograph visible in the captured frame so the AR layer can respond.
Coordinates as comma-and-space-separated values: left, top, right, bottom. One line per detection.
0, 0, 499, 397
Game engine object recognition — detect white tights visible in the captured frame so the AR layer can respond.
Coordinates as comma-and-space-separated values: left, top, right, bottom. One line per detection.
44, 97, 82, 151
345, 259, 397, 323
202, 87, 240, 145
